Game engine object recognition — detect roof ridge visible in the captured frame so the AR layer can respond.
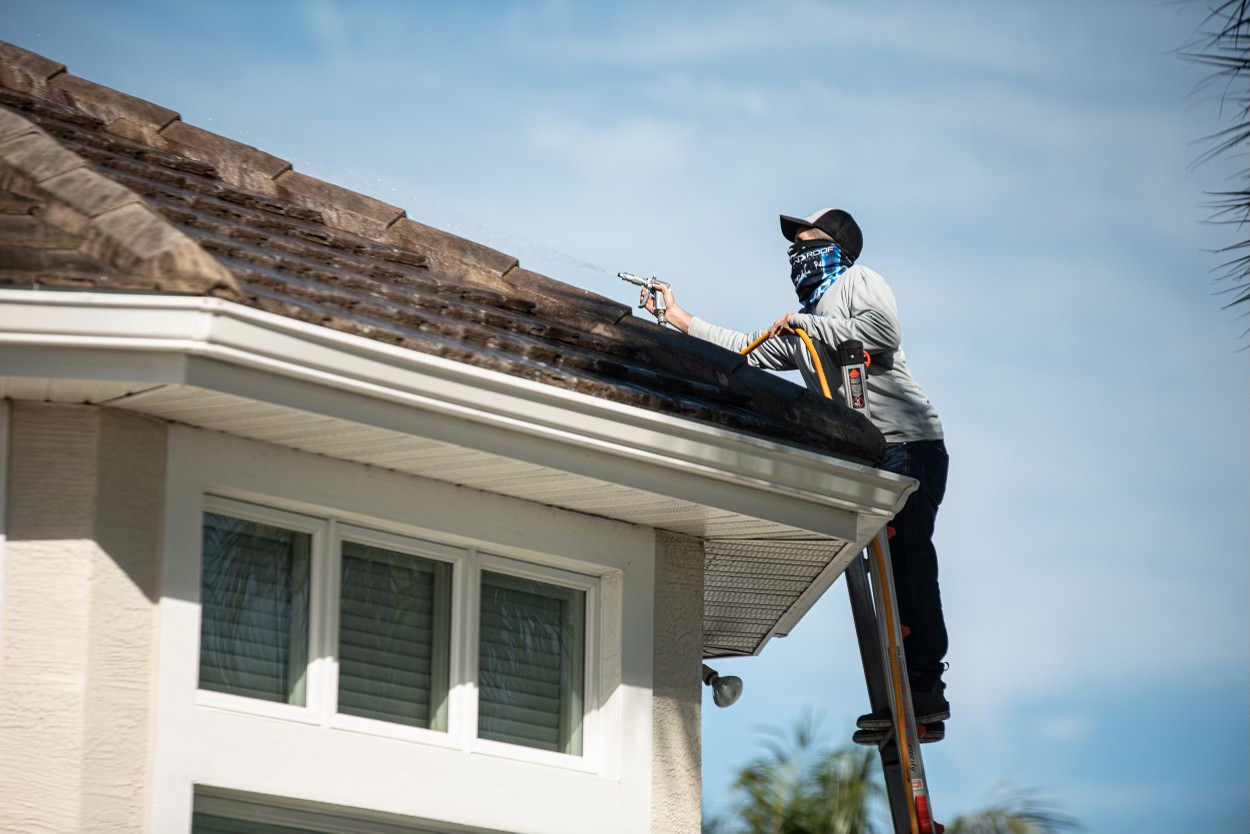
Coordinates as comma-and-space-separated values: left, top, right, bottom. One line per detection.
0, 103, 238, 292
0, 41, 525, 288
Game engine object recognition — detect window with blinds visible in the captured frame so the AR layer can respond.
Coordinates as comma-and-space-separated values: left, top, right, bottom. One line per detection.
195, 499, 600, 762
478, 571, 585, 756
337, 541, 452, 730
199, 512, 311, 705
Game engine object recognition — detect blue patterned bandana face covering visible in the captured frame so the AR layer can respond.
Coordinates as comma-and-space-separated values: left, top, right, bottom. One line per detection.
788, 240, 848, 310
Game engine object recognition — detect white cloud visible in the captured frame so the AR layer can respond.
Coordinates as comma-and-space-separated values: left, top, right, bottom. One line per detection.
524, 114, 689, 181
1035, 712, 1094, 743
305, 0, 346, 56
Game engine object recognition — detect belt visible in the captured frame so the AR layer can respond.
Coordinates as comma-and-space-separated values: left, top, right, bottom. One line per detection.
867, 350, 895, 374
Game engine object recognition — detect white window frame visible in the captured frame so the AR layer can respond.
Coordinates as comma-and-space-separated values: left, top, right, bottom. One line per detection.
326, 524, 464, 750
468, 552, 601, 770
196, 496, 329, 726
193, 493, 605, 769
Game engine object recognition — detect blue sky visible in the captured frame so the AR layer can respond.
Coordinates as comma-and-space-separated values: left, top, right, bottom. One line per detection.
5, 2, 1247, 832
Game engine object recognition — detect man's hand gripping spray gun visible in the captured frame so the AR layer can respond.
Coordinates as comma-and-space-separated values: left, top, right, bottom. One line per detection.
618, 272, 670, 326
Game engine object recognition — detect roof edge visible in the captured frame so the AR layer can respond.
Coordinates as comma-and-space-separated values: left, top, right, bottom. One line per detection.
0, 287, 916, 526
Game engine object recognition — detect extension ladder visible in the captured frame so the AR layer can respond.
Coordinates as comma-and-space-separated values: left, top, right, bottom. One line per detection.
835, 339, 941, 834
741, 331, 941, 834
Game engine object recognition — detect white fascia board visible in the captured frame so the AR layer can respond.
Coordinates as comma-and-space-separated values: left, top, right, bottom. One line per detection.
0, 290, 916, 533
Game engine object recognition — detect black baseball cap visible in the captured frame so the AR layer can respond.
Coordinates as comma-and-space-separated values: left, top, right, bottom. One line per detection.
779, 208, 863, 262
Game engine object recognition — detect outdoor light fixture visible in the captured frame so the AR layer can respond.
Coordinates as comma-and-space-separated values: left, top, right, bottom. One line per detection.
701, 664, 743, 708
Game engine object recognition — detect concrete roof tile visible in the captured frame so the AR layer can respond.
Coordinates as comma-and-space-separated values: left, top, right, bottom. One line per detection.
0, 129, 87, 183
0, 42, 64, 97
383, 216, 518, 281
274, 170, 406, 239
38, 166, 141, 218
0, 213, 78, 248
0, 192, 39, 215
0, 106, 39, 144
85, 201, 237, 291
156, 120, 289, 195
48, 73, 178, 137
495, 267, 629, 328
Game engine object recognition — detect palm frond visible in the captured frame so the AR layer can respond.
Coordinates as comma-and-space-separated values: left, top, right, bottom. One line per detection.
1180, 0, 1250, 331
944, 786, 1080, 834
724, 715, 884, 834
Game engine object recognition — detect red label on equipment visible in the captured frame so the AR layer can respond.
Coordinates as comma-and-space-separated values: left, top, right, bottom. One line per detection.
849, 373, 866, 410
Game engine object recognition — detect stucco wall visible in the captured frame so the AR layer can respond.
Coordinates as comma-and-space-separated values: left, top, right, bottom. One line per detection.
651, 531, 704, 834
0, 402, 165, 834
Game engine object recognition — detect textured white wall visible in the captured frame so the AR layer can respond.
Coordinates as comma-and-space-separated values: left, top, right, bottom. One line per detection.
651, 532, 704, 834
0, 403, 165, 834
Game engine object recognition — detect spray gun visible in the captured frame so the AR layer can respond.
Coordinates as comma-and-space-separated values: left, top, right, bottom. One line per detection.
618, 272, 670, 326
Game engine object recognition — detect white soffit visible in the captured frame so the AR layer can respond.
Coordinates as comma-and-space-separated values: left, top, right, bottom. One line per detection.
103, 383, 837, 542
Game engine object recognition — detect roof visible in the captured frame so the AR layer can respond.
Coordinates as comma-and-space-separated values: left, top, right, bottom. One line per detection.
0, 42, 905, 658
0, 41, 883, 466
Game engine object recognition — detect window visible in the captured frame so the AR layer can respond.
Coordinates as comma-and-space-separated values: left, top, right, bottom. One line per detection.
337, 539, 451, 731
192, 788, 460, 834
478, 571, 585, 755
199, 513, 311, 705
197, 498, 597, 760
193, 812, 314, 834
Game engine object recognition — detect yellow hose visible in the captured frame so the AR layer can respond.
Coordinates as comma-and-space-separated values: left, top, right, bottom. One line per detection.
739, 327, 833, 400
740, 333, 772, 355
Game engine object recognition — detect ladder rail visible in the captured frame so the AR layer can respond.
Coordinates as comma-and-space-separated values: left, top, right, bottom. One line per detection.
845, 553, 912, 834
867, 531, 932, 834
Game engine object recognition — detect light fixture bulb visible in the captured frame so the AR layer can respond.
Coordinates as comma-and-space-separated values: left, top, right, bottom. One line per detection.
702, 663, 744, 708
712, 674, 743, 708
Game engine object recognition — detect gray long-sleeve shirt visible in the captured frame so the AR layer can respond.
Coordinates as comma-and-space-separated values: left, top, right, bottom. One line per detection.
688, 264, 943, 443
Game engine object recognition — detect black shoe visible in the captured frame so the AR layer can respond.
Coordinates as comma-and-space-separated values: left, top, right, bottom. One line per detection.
856, 681, 949, 730
852, 721, 945, 746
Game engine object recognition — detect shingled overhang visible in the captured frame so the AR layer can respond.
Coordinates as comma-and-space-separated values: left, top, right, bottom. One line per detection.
0, 43, 914, 657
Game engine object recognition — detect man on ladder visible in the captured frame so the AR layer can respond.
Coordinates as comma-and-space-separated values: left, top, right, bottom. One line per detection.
640, 207, 951, 744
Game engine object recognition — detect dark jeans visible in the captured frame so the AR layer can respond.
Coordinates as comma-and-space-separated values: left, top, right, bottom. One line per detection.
881, 439, 949, 684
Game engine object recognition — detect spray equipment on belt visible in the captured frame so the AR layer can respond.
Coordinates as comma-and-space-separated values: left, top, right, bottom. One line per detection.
619, 272, 670, 326
836, 339, 872, 420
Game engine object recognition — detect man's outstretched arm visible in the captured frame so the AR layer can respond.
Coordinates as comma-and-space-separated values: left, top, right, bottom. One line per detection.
643, 285, 797, 370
